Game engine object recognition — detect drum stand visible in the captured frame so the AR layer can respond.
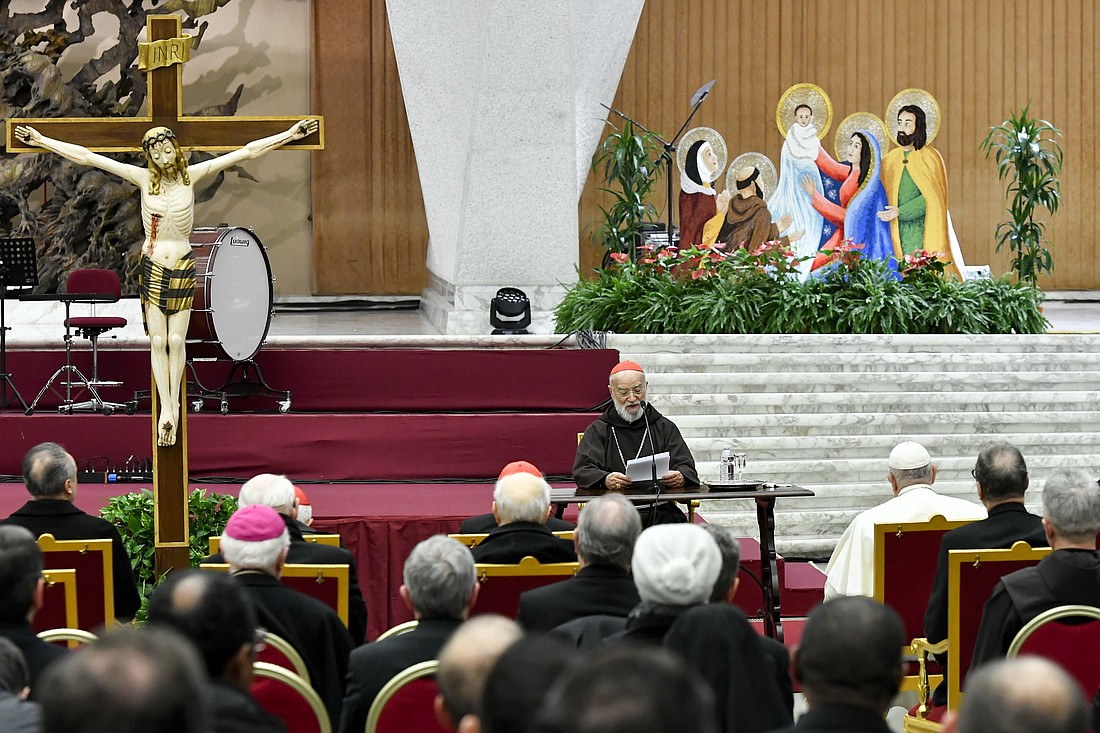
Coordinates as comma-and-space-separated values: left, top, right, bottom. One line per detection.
128, 362, 229, 415
213, 359, 291, 414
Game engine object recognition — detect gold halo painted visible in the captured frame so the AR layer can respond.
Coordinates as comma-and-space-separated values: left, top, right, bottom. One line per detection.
676, 127, 727, 184
776, 83, 833, 139
725, 152, 777, 202
834, 112, 889, 162
886, 88, 942, 146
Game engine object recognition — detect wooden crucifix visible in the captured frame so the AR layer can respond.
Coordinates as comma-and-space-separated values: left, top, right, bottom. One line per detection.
7, 14, 323, 574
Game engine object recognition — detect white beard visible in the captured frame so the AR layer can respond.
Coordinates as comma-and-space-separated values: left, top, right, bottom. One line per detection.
614, 401, 644, 423
784, 122, 820, 160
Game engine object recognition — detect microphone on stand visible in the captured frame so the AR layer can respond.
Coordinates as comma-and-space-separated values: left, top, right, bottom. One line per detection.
641, 401, 663, 525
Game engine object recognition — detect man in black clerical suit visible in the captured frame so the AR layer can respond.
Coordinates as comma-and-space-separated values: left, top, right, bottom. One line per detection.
459, 461, 574, 533
470, 472, 576, 564
147, 570, 287, 733
221, 504, 353, 727
203, 473, 369, 645
970, 468, 1100, 670
574, 360, 699, 524
923, 442, 1047, 706
0, 525, 68, 695
338, 535, 478, 733
1, 442, 141, 621
517, 492, 641, 631
771, 597, 905, 733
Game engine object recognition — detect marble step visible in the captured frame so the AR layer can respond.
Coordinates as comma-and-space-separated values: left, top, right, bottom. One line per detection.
611, 333, 1100, 354
630, 351, 1100, 374
683, 432, 1100, 461
670, 410, 1100, 437
658, 390, 1100, 415
643, 370, 1100, 393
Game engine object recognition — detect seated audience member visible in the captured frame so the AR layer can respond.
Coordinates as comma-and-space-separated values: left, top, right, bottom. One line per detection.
220, 504, 353, 726
460, 461, 574, 533
292, 485, 316, 532
0, 526, 67, 692
772, 597, 905, 733
480, 634, 579, 733
38, 626, 209, 733
533, 645, 719, 733
614, 524, 721, 644
923, 442, 1047, 706
0, 637, 41, 733
339, 535, 479, 733
950, 657, 1087, 733
146, 569, 287, 733
469, 473, 576, 564
517, 493, 641, 631
1, 443, 141, 620
434, 615, 522, 733
970, 468, 1100, 668
204, 473, 368, 644
825, 441, 986, 599
574, 361, 700, 525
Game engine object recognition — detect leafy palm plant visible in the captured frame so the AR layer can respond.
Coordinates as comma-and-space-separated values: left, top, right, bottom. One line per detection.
979, 106, 1064, 284
591, 120, 660, 261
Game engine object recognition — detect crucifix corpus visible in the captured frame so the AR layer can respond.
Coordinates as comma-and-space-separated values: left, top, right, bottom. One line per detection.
7, 14, 324, 572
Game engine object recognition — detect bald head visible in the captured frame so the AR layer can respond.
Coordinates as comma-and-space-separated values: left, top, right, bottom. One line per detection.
493, 472, 552, 526
957, 657, 1087, 733
436, 615, 522, 726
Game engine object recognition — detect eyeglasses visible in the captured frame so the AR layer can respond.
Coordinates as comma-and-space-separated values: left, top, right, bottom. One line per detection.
253, 627, 268, 654
613, 386, 645, 398
971, 468, 979, 480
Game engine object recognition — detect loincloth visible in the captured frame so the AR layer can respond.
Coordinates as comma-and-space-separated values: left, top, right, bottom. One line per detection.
140, 252, 196, 316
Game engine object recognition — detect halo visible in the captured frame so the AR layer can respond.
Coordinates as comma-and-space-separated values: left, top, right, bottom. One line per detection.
676, 127, 727, 184
725, 152, 777, 202
776, 83, 833, 139
886, 88, 942, 145
834, 112, 889, 162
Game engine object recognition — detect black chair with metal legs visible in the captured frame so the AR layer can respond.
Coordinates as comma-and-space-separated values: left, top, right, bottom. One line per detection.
28, 269, 128, 415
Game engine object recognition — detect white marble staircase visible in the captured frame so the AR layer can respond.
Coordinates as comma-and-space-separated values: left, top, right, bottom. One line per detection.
611, 334, 1100, 559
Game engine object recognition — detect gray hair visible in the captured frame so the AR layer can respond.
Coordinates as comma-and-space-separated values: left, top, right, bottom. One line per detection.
890, 465, 934, 485
701, 524, 742, 603
1042, 469, 1100, 542
577, 493, 641, 570
22, 442, 76, 498
958, 657, 1087, 733
238, 474, 296, 515
493, 473, 551, 525
403, 536, 477, 619
220, 530, 290, 573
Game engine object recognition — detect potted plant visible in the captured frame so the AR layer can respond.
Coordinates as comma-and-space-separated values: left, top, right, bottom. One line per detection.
979, 105, 1064, 285
591, 119, 660, 265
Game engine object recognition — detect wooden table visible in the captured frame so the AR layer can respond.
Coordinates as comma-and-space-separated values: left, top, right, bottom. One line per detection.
551, 483, 815, 641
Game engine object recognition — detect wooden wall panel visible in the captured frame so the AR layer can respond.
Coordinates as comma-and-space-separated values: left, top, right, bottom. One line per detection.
310, 0, 1097, 293
579, 0, 1099, 289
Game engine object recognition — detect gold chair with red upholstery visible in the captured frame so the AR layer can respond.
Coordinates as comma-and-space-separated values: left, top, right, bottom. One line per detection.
1006, 604, 1100, 700
366, 660, 449, 733
208, 534, 342, 553
448, 531, 574, 549
252, 661, 330, 733
37, 534, 114, 632
33, 568, 79, 633
471, 556, 579, 618
256, 629, 310, 679
199, 562, 350, 629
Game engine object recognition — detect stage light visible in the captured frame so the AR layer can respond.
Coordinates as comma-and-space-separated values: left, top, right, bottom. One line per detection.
489, 287, 531, 335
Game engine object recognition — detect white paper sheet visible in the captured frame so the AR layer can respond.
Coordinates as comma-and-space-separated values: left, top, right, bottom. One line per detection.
626, 452, 670, 482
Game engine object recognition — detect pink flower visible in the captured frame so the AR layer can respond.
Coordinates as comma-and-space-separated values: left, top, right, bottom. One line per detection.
609, 252, 630, 264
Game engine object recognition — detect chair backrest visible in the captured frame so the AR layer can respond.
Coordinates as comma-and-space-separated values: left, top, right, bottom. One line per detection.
251, 661, 331, 733
946, 541, 1051, 709
208, 533, 342, 553
257, 629, 310, 679
873, 515, 973, 641
376, 620, 419, 641
37, 627, 98, 647
34, 568, 79, 632
37, 534, 115, 631
199, 562, 350, 627
472, 556, 580, 618
367, 660, 449, 733
1006, 605, 1100, 700
449, 531, 574, 549
67, 269, 122, 300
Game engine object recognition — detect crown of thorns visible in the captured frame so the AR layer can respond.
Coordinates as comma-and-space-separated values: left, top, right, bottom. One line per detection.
142, 129, 176, 150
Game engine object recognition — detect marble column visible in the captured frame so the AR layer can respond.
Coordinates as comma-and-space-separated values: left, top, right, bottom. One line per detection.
386, 0, 644, 334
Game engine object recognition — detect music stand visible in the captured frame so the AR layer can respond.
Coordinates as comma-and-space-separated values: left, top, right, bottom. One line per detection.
0, 236, 37, 412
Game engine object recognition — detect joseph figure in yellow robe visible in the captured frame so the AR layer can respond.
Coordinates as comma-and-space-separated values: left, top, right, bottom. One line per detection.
878, 105, 962, 280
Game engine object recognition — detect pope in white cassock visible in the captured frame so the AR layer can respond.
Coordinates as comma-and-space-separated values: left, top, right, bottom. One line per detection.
770, 104, 825, 281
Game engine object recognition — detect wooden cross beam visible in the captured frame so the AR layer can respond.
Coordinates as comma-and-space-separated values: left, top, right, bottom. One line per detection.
6, 14, 324, 575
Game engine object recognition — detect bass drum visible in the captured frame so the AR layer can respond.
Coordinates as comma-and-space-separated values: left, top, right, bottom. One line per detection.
187, 226, 274, 362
